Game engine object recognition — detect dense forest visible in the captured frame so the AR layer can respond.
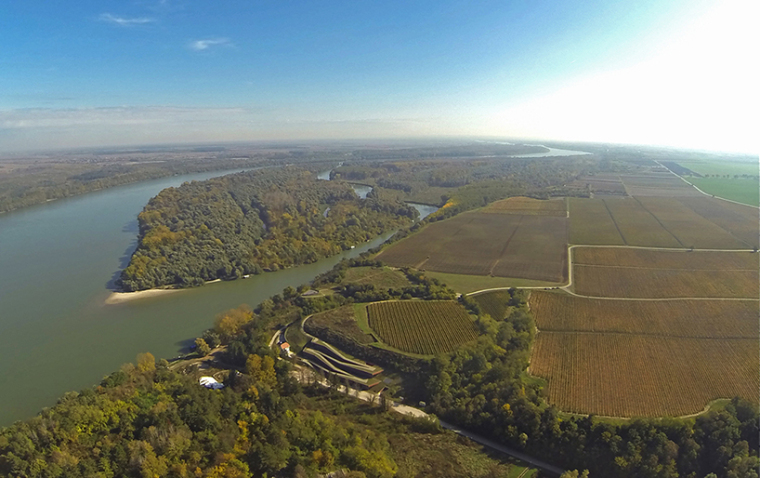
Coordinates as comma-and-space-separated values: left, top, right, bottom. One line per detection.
119, 168, 417, 291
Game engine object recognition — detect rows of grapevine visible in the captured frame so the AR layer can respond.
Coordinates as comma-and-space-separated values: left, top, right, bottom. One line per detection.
367, 301, 478, 355
531, 332, 759, 417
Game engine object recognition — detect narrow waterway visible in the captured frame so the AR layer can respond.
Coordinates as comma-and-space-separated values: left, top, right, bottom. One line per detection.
0, 169, 393, 426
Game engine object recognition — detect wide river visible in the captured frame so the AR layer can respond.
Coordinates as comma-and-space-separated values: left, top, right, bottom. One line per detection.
0, 169, 413, 426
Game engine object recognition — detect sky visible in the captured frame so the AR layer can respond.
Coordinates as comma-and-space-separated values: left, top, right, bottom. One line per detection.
0, 0, 756, 153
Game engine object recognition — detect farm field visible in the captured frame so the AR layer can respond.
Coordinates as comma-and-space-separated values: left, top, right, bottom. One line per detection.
569, 197, 756, 248
618, 173, 702, 197
571, 247, 759, 298
530, 291, 758, 338
688, 177, 759, 206
366, 300, 477, 355
481, 196, 567, 216
376, 212, 567, 282
343, 266, 411, 289
602, 198, 682, 247
679, 197, 759, 248
568, 198, 625, 245
635, 197, 749, 249
530, 332, 758, 417
572, 265, 758, 298
572, 247, 758, 269
674, 160, 759, 178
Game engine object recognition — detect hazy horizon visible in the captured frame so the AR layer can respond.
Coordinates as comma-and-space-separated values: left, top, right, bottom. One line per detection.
1, 0, 756, 154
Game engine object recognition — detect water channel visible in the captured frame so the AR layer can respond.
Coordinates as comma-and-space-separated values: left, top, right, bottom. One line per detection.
0, 169, 398, 426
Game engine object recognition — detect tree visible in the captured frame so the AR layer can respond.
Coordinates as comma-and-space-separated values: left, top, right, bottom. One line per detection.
195, 338, 211, 357
136, 352, 156, 373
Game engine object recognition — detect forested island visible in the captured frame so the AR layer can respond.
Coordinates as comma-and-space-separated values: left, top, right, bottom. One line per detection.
119, 167, 417, 291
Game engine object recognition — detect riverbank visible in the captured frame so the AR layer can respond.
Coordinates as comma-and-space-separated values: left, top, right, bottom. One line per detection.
105, 288, 182, 304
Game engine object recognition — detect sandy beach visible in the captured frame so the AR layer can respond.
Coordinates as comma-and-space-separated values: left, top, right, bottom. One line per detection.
105, 288, 181, 304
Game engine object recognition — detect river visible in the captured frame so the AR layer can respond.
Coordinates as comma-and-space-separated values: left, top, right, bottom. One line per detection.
0, 170, 396, 426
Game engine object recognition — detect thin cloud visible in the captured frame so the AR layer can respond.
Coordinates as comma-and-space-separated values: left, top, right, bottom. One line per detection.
189, 38, 232, 51
98, 13, 156, 26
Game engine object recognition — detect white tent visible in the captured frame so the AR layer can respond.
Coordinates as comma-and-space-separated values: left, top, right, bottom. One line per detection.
199, 376, 224, 389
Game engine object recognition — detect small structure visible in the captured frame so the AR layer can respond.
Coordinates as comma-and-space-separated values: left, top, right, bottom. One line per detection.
280, 342, 292, 357
199, 376, 224, 390
301, 289, 319, 297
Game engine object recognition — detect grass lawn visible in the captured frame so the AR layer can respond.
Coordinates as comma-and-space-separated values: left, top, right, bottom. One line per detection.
425, 271, 560, 294
688, 177, 759, 206
284, 322, 311, 353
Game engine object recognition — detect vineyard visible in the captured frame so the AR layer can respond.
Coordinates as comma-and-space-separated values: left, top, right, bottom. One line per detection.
568, 198, 626, 245
482, 196, 567, 216
366, 300, 478, 355
572, 247, 758, 270
530, 332, 759, 417
572, 265, 759, 298
679, 197, 759, 248
569, 196, 758, 249
376, 212, 567, 282
529, 291, 758, 338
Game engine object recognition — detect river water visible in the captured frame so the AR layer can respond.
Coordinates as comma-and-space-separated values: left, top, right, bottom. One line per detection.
0, 170, 395, 426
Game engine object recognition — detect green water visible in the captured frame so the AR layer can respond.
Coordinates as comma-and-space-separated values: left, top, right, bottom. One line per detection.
0, 171, 393, 426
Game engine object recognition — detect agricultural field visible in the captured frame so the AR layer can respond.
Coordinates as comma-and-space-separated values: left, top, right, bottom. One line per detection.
343, 266, 411, 289
481, 196, 566, 216
309, 306, 375, 344
679, 197, 759, 248
530, 291, 758, 338
530, 332, 758, 417
572, 247, 758, 269
571, 247, 759, 298
602, 198, 682, 247
366, 300, 478, 355
568, 198, 626, 245
636, 197, 749, 249
618, 172, 702, 197
377, 212, 567, 282
688, 177, 759, 207
570, 197, 756, 249
573, 265, 758, 298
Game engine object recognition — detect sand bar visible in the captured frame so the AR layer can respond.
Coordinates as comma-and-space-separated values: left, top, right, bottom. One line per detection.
105, 288, 181, 305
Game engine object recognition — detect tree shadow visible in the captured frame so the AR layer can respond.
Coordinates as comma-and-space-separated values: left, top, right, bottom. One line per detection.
175, 338, 197, 355
105, 220, 140, 291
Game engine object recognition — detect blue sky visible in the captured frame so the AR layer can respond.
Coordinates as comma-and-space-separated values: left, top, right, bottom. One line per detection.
0, 0, 755, 152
